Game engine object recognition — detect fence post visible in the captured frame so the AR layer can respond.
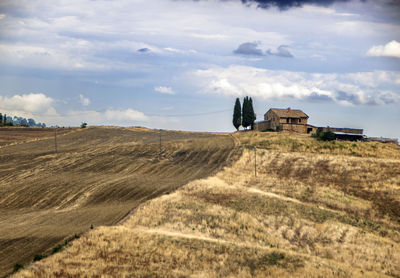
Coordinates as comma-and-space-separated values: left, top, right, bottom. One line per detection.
254, 146, 257, 177
54, 128, 58, 156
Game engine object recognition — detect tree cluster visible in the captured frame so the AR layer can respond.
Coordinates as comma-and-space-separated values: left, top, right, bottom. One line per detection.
232, 96, 256, 131
312, 128, 335, 141
0, 113, 46, 127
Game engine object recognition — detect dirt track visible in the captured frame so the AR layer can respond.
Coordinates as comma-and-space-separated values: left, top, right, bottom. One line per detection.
0, 127, 239, 277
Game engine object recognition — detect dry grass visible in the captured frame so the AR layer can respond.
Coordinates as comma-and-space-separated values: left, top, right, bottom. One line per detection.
0, 127, 74, 147
0, 127, 237, 277
14, 131, 400, 277
238, 131, 400, 159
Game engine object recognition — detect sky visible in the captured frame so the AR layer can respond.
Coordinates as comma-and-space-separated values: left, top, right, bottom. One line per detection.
0, 0, 399, 138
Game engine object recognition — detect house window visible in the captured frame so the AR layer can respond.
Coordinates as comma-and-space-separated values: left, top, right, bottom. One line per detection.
299, 119, 301, 123
286, 118, 289, 123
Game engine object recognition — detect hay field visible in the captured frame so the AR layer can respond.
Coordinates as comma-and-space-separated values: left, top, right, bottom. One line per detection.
12, 131, 400, 277
0, 127, 238, 277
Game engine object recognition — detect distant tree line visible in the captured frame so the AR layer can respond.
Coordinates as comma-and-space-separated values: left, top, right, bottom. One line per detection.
0, 112, 46, 127
232, 96, 256, 131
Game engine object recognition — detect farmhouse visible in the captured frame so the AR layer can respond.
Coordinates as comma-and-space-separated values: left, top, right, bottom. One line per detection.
252, 107, 365, 138
253, 108, 311, 133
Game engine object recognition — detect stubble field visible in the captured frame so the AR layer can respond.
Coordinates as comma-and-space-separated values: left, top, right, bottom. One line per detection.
0, 126, 238, 277
4, 128, 400, 277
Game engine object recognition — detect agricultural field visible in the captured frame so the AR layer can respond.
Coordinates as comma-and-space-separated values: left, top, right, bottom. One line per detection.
0, 127, 238, 277
7, 130, 400, 277
0, 127, 73, 147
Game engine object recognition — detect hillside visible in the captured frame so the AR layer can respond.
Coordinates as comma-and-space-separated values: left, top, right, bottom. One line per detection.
9, 130, 400, 277
0, 127, 238, 277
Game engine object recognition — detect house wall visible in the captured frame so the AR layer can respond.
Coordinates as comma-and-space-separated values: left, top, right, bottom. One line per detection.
281, 123, 308, 133
264, 110, 279, 130
253, 120, 272, 131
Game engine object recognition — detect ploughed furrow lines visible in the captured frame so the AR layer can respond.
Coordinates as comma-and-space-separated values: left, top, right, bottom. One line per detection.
0, 127, 238, 277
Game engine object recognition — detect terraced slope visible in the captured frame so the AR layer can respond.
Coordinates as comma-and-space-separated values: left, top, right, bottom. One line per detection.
15, 131, 400, 278
0, 127, 238, 277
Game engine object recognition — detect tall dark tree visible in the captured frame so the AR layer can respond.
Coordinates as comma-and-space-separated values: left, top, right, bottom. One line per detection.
242, 96, 250, 129
249, 97, 256, 128
0, 113, 2, 126
3, 114, 6, 124
232, 98, 242, 131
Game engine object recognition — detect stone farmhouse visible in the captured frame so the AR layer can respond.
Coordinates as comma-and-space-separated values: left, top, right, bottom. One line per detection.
252, 107, 364, 137
253, 108, 312, 133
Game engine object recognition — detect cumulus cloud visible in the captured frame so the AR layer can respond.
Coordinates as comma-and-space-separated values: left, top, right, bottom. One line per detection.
0, 93, 56, 115
154, 86, 175, 95
266, 45, 293, 57
79, 94, 90, 106
104, 109, 148, 122
366, 40, 400, 59
233, 42, 264, 56
195, 65, 400, 106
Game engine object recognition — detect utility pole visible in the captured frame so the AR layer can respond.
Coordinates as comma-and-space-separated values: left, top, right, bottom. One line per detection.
54, 127, 58, 156
159, 129, 162, 160
254, 146, 257, 177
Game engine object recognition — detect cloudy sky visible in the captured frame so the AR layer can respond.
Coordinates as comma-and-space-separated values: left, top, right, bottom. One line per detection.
0, 0, 399, 138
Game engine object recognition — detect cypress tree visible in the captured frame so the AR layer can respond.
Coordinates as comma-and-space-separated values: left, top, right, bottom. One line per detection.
232, 98, 241, 131
3, 114, 6, 124
242, 96, 248, 129
249, 97, 256, 128
0, 113, 2, 126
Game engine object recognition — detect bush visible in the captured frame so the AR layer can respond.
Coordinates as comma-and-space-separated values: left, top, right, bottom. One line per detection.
80, 122, 87, 128
33, 254, 47, 261
313, 129, 335, 141
13, 263, 23, 272
52, 244, 63, 254
320, 131, 335, 141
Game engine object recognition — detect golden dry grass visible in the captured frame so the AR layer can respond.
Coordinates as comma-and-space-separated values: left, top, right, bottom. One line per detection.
0, 127, 238, 277
14, 131, 400, 277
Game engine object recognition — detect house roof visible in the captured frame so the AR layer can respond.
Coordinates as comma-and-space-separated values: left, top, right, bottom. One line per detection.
267, 108, 308, 118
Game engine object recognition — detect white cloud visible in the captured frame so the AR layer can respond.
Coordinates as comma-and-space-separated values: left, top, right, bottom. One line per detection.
0, 93, 56, 115
79, 94, 90, 106
154, 86, 175, 95
104, 109, 148, 122
194, 65, 400, 106
366, 40, 400, 58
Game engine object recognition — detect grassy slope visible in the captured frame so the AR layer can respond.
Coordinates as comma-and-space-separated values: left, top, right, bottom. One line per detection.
13, 131, 400, 277
0, 127, 237, 277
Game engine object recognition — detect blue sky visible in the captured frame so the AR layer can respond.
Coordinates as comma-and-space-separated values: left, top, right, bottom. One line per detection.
0, 0, 399, 138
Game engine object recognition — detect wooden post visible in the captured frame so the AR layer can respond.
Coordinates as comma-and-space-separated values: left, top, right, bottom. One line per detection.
254, 146, 257, 177
54, 128, 58, 156
159, 129, 162, 160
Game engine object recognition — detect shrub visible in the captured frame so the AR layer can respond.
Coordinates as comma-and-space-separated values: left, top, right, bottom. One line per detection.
52, 244, 63, 254
33, 254, 47, 261
13, 263, 23, 272
320, 131, 335, 141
